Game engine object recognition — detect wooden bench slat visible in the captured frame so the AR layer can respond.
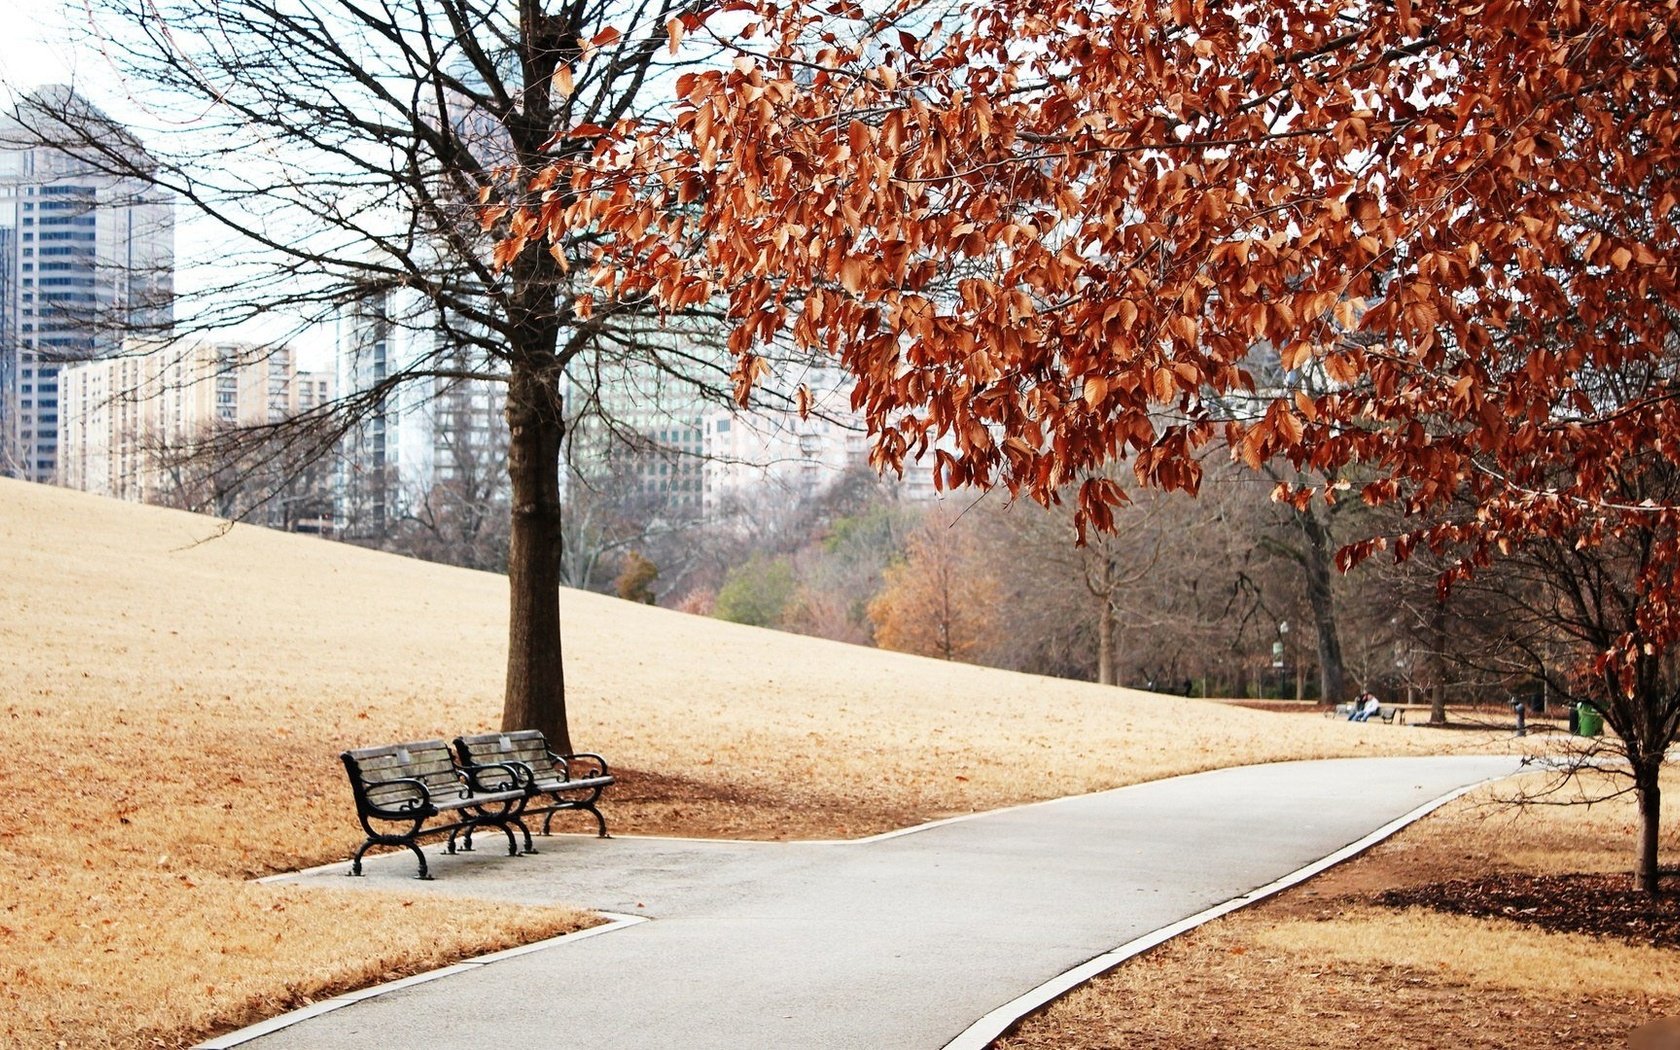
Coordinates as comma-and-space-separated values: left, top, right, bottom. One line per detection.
353, 757, 454, 772
365, 790, 444, 809
353, 752, 456, 772
356, 766, 457, 786
346, 740, 451, 760
433, 788, 524, 810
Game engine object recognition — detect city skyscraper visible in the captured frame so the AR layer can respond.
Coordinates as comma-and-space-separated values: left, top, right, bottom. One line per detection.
334, 288, 510, 540
0, 86, 174, 482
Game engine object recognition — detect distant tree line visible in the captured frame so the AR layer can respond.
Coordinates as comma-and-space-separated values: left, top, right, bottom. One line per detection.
518, 454, 1532, 719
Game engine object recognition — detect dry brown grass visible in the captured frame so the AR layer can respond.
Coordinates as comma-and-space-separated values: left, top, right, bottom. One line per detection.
997, 770, 1680, 1050
0, 478, 1515, 1048
995, 922, 1675, 1050
1253, 905, 1679, 996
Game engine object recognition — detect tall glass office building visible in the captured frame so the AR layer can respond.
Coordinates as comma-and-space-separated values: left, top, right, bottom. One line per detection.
0, 86, 173, 482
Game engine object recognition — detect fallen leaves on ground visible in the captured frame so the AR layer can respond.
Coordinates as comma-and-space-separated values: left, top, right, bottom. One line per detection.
1379, 872, 1680, 948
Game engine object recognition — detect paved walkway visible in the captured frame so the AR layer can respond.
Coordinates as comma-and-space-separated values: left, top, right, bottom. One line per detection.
232, 756, 1517, 1049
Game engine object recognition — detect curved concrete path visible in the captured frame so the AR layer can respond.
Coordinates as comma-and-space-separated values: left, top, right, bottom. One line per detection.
224, 755, 1517, 1049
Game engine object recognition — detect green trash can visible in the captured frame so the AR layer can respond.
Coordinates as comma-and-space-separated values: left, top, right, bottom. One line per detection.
1576, 702, 1603, 737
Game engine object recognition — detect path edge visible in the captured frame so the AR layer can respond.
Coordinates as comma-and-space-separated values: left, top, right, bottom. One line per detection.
940, 772, 1512, 1050
192, 912, 648, 1049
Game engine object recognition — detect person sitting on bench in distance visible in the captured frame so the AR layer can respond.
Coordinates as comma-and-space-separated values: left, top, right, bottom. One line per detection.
1349, 690, 1382, 722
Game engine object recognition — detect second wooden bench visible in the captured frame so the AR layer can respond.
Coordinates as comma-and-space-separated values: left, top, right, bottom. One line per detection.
454, 730, 616, 841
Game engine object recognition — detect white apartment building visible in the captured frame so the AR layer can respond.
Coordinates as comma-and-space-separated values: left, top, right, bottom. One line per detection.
701, 367, 941, 521
562, 348, 714, 521
59, 338, 331, 523
336, 289, 940, 540
702, 382, 868, 519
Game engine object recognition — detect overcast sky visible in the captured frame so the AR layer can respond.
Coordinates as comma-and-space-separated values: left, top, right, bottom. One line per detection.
1, 1, 103, 102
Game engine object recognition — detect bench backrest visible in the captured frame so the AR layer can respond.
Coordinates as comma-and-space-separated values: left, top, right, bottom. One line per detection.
456, 730, 563, 781
342, 739, 464, 808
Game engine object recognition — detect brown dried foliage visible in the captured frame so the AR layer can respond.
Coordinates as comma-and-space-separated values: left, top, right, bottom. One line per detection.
516, 0, 1680, 686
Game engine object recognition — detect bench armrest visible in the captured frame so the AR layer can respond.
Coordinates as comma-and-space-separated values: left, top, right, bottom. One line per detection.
358, 776, 436, 818
556, 751, 611, 779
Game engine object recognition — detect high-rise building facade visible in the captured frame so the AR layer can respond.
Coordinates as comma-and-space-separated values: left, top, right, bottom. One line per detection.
701, 367, 870, 520
563, 349, 713, 523
0, 87, 174, 483
698, 365, 945, 522
333, 289, 510, 538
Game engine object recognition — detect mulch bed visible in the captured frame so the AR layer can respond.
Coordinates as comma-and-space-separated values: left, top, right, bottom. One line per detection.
1378, 872, 1680, 947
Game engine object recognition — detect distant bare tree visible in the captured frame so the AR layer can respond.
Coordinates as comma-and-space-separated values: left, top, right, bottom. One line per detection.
560, 438, 702, 595
1446, 476, 1680, 892
145, 417, 337, 530
974, 459, 1282, 694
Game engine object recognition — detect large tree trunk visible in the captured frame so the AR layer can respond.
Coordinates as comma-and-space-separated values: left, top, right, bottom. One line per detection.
1634, 754, 1662, 895
501, 357, 571, 753
493, 0, 584, 752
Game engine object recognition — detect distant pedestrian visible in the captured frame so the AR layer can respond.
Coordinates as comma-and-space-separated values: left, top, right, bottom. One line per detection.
1349, 691, 1381, 722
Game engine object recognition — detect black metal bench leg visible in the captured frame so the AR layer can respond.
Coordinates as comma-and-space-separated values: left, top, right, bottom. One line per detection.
407, 841, 433, 880
538, 800, 610, 838
511, 816, 536, 854
349, 840, 375, 876
586, 803, 610, 838
473, 816, 517, 856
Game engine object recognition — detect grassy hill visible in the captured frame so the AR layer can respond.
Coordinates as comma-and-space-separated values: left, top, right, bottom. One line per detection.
0, 478, 1499, 1047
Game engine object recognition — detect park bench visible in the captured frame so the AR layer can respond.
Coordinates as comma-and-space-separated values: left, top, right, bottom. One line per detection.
455, 730, 615, 840
1327, 702, 1407, 724
341, 738, 531, 879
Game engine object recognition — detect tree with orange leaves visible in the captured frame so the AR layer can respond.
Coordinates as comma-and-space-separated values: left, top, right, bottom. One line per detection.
520, 0, 1680, 889
868, 509, 1002, 661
